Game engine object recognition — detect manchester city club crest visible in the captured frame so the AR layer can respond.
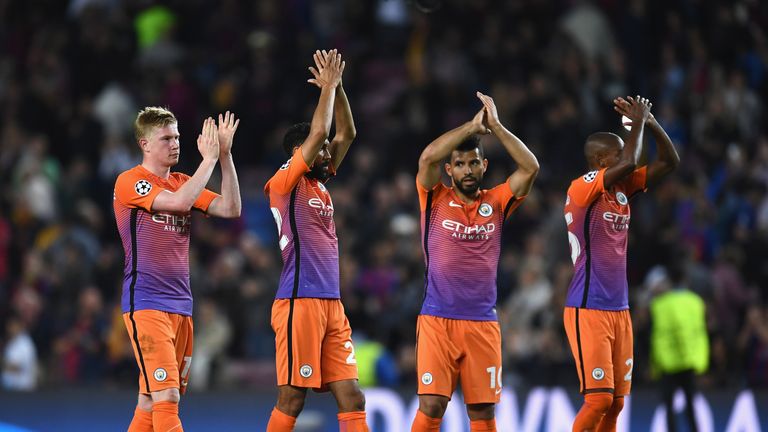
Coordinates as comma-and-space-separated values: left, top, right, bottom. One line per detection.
153, 368, 167, 382
479, 203, 493, 217
616, 192, 628, 205
592, 367, 605, 381
300, 364, 313, 378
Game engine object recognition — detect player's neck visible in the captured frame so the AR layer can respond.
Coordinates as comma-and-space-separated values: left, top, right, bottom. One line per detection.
141, 160, 171, 179
453, 187, 480, 204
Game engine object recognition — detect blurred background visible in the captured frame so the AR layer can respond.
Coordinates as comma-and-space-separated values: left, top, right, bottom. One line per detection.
0, 0, 767, 430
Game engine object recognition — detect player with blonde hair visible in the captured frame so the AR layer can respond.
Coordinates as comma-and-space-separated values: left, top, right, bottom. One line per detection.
114, 107, 242, 431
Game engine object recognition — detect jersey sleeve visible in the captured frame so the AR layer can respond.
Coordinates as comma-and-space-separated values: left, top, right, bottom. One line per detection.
193, 189, 219, 212
416, 179, 447, 211
114, 170, 165, 212
621, 166, 648, 198
264, 148, 310, 197
568, 169, 606, 207
172, 173, 220, 213
487, 179, 523, 219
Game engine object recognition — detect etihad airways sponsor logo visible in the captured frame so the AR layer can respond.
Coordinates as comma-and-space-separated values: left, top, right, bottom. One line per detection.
603, 212, 630, 231
308, 198, 334, 217
152, 213, 190, 233
441, 219, 495, 240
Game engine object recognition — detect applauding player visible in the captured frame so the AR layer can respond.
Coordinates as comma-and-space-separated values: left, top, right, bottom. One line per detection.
412, 92, 539, 431
115, 109, 241, 432
264, 50, 368, 431
563, 96, 679, 431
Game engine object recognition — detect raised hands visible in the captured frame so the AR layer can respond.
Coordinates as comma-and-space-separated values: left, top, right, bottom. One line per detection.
469, 108, 491, 135
476, 91, 501, 130
308, 49, 345, 89
217, 111, 240, 156
613, 96, 652, 128
197, 117, 219, 161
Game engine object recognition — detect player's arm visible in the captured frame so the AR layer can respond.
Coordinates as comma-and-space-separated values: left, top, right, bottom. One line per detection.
309, 50, 355, 170
643, 114, 680, 187
417, 109, 489, 189
476, 91, 539, 197
207, 111, 242, 218
328, 84, 355, 170
302, 49, 344, 166
605, 96, 651, 189
151, 117, 220, 213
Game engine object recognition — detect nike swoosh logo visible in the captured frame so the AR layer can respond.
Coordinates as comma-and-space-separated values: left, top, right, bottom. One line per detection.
495, 388, 502, 395
449, 201, 462, 207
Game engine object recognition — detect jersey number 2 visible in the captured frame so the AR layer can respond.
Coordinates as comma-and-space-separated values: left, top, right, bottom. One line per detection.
624, 358, 633, 381
344, 341, 357, 364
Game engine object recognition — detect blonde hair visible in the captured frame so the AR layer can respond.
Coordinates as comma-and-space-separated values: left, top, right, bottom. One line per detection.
134, 106, 177, 142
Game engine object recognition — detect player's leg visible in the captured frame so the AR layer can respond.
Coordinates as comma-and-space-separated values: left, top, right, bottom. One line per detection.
321, 300, 367, 431
328, 379, 367, 431
150, 313, 193, 432
466, 404, 495, 431
124, 311, 187, 432
460, 320, 502, 432
413, 395, 449, 431
150, 388, 182, 432
127, 393, 153, 432
595, 396, 624, 432
596, 310, 633, 432
563, 308, 615, 431
124, 312, 154, 432
573, 393, 614, 432
267, 384, 307, 431
268, 299, 325, 431
412, 315, 460, 431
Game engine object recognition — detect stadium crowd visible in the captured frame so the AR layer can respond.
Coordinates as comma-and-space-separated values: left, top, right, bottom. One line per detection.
1, 0, 767, 393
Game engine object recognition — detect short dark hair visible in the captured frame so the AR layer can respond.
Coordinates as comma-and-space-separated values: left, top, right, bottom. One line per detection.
283, 122, 311, 156
450, 135, 484, 161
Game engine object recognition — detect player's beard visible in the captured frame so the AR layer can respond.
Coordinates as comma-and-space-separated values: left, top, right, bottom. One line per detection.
455, 174, 481, 196
307, 161, 331, 182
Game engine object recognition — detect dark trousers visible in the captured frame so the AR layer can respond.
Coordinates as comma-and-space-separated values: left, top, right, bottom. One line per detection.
661, 369, 698, 432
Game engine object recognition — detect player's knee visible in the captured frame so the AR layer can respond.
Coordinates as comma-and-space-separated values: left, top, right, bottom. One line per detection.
276, 387, 307, 417
466, 403, 495, 420
137, 394, 153, 411
339, 389, 366, 412
584, 393, 614, 415
277, 397, 305, 417
607, 397, 624, 415
330, 379, 366, 412
151, 388, 180, 404
419, 396, 448, 419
